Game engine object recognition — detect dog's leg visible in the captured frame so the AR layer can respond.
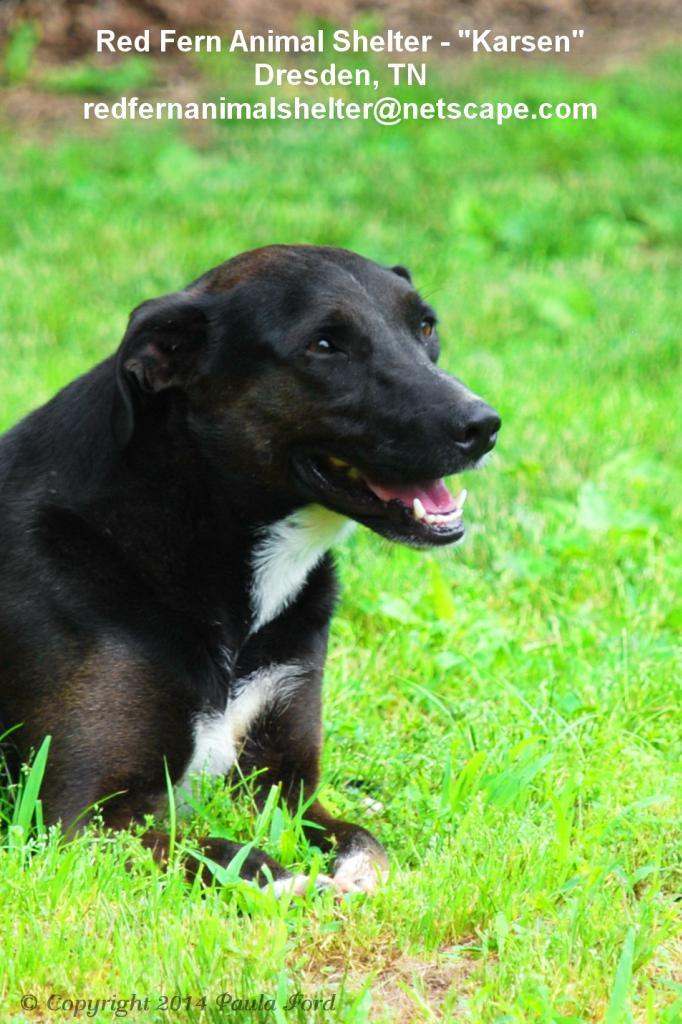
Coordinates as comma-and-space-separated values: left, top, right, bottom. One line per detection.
22, 646, 311, 895
42, 771, 325, 895
36, 765, 300, 892
238, 684, 389, 894
136, 829, 307, 891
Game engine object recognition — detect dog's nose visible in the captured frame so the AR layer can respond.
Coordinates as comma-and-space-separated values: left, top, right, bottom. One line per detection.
453, 403, 501, 461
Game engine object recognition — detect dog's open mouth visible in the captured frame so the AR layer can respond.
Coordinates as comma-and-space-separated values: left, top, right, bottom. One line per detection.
292, 453, 468, 546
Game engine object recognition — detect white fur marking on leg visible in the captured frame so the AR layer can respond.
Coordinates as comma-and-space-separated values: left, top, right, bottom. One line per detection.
269, 874, 311, 898
178, 662, 307, 789
267, 873, 335, 898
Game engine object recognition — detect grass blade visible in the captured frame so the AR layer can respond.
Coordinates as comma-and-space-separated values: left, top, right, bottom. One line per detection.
11, 735, 51, 840
605, 927, 636, 1024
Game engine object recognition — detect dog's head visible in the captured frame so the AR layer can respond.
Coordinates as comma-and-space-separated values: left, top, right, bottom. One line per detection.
113, 245, 500, 547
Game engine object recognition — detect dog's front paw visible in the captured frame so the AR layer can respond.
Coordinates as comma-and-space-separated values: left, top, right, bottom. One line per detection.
332, 850, 389, 894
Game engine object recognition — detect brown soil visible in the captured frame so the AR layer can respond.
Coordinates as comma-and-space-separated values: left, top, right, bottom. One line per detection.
303, 939, 481, 1023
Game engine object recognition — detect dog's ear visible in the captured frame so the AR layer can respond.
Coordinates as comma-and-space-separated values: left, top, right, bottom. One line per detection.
112, 292, 211, 448
391, 265, 412, 284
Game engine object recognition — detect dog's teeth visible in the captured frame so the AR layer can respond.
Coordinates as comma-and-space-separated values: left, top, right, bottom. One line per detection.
347, 467, 361, 480
425, 508, 463, 529
329, 456, 350, 469
415, 500, 465, 529
454, 488, 468, 512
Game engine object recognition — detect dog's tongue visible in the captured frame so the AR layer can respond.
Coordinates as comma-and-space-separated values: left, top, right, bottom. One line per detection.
365, 477, 456, 514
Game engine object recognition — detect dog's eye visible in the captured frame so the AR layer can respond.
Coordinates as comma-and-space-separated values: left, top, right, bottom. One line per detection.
420, 318, 435, 339
307, 338, 336, 355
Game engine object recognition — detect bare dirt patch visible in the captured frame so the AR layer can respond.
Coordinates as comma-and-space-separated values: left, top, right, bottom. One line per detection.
302, 939, 481, 1023
370, 951, 478, 1021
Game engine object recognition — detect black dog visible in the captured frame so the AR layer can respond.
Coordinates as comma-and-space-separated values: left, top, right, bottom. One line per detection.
0, 246, 499, 893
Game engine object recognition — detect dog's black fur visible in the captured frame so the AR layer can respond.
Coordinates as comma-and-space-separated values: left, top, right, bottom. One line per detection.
0, 246, 499, 892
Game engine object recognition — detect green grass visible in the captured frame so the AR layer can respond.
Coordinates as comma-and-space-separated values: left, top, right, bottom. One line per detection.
0, 46, 681, 1024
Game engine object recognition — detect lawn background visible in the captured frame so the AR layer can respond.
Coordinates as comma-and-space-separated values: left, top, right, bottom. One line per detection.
0, 19, 681, 1024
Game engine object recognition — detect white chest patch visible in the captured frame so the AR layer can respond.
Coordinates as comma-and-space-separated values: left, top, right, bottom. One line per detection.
179, 662, 308, 788
249, 504, 355, 634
